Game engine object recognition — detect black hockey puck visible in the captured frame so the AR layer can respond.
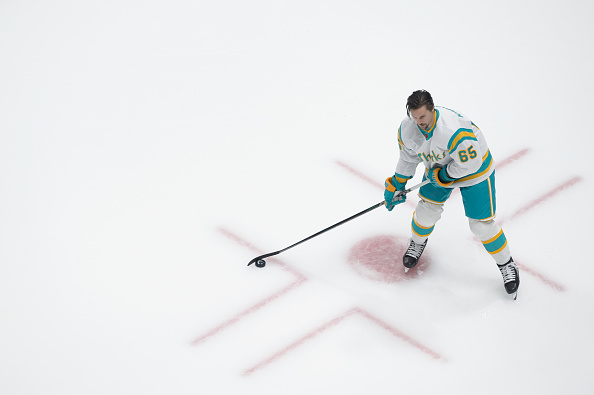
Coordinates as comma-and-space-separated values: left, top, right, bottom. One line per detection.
255, 259, 266, 268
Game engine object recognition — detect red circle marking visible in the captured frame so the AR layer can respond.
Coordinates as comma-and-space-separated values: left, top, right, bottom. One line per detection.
348, 235, 430, 283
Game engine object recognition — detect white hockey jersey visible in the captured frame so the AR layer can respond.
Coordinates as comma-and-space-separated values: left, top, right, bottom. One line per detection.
395, 106, 494, 188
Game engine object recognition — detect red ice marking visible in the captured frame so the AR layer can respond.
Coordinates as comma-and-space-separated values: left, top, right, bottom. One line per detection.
450, 148, 530, 197
503, 176, 583, 223
336, 148, 529, 191
516, 261, 565, 292
348, 235, 430, 282
336, 148, 529, 204
467, 235, 567, 291
243, 307, 442, 376
334, 160, 416, 207
335, 160, 382, 189
495, 148, 530, 170
242, 308, 355, 376
356, 309, 442, 360
217, 228, 305, 279
191, 276, 306, 345
191, 228, 307, 346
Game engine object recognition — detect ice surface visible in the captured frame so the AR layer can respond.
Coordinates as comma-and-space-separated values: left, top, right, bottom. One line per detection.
1, 0, 593, 394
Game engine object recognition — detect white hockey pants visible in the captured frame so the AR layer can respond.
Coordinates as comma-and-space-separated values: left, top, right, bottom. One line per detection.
411, 200, 511, 265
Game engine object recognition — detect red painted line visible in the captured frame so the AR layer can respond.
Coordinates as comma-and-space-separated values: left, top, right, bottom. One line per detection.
191, 277, 306, 345
450, 148, 529, 197
336, 154, 572, 294
243, 307, 442, 376
217, 227, 259, 252
503, 176, 582, 223
356, 309, 442, 360
243, 308, 358, 376
467, 235, 566, 291
217, 227, 306, 279
191, 228, 307, 346
495, 148, 530, 170
336, 148, 529, 191
516, 262, 565, 292
334, 160, 416, 207
335, 160, 382, 189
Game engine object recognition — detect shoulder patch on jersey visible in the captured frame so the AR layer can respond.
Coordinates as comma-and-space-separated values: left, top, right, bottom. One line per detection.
448, 128, 478, 154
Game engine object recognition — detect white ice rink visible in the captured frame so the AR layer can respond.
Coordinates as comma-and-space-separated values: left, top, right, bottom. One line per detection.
1, 0, 593, 393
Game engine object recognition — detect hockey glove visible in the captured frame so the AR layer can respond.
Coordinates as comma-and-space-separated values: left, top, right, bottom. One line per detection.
428, 165, 455, 188
384, 175, 409, 211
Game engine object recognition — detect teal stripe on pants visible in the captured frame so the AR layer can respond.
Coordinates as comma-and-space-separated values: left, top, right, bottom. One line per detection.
412, 217, 434, 238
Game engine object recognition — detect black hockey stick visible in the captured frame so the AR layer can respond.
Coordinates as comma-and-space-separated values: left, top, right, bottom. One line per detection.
247, 179, 429, 268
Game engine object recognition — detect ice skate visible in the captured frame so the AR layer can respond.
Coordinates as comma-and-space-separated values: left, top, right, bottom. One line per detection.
498, 258, 520, 299
403, 239, 427, 273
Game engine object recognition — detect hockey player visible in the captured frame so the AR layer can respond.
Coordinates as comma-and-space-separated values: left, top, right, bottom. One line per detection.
384, 90, 519, 297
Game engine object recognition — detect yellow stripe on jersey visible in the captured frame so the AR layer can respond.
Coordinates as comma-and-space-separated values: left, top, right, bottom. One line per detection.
455, 150, 493, 183
397, 125, 405, 150
448, 129, 478, 154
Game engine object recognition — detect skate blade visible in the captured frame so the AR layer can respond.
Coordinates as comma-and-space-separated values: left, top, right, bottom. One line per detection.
509, 290, 518, 301
404, 267, 410, 273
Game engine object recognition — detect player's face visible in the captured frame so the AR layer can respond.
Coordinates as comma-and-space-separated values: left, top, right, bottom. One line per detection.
410, 105, 434, 131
